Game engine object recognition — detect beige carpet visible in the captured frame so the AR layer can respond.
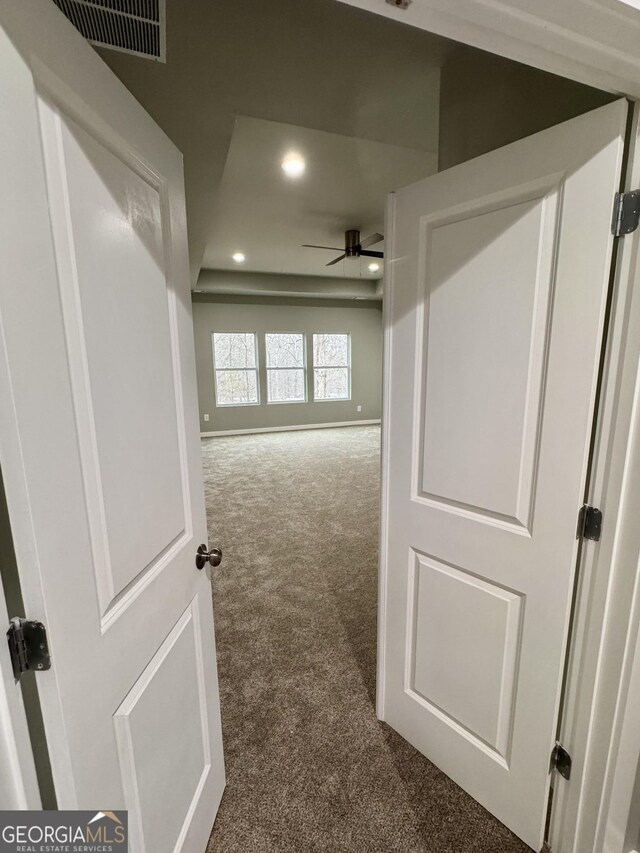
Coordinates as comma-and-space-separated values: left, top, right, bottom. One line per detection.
203, 426, 531, 853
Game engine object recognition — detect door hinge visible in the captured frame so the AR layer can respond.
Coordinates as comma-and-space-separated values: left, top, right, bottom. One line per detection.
550, 742, 572, 780
577, 504, 602, 541
612, 190, 640, 236
6, 617, 51, 681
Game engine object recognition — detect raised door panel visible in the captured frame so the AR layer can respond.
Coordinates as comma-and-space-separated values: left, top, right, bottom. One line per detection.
38, 96, 189, 627
408, 551, 523, 763
418, 188, 559, 531
114, 600, 211, 853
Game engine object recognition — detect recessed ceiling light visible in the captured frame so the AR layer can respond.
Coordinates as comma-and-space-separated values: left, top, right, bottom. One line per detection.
368, 262, 380, 273
232, 252, 246, 264
281, 153, 305, 178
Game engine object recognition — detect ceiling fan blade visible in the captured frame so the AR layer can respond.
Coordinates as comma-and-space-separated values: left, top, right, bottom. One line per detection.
302, 244, 343, 251
359, 249, 384, 258
326, 254, 346, 267
359, 232, 384, 250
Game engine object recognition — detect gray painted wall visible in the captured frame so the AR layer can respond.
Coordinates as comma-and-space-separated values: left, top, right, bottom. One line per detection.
438, 46, 614, 171
192, 295, 383, 432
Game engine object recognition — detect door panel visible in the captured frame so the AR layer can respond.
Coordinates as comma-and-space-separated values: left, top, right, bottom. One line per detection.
0, 3, 224, 849
381, 100, 627, 850
114, 601, 212, 853
38, 98, 188, 621
419, 191, 557, 526
408, 551, 523, 763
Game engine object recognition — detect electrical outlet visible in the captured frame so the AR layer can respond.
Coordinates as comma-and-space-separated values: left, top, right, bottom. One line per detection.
357, 405, 362, 412
203, 413, 210, 422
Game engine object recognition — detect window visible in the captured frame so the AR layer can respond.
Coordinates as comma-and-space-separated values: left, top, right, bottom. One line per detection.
313, 334, 350, 401
265, 333, 306, 403
212, 332, 259, 406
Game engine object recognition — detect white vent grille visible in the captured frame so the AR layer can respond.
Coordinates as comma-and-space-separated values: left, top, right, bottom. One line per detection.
52, 0, 166, 62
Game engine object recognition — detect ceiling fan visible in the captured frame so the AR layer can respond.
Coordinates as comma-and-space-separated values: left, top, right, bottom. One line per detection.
302, 229, 384, 267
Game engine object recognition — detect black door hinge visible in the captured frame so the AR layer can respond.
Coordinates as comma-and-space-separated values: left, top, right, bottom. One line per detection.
612, 190, 640, 236
7, 617, 51, 681
550, 742, 572, 780
577, 504, 602, 541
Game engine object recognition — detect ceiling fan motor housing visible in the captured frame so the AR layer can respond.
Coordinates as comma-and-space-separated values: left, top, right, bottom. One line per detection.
345, 229, 360, 257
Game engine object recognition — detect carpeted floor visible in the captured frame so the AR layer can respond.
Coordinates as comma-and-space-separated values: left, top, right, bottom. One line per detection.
203, 426, 532, 853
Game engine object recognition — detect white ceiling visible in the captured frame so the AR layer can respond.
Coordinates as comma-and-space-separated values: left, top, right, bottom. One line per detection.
201, 116, 437, 279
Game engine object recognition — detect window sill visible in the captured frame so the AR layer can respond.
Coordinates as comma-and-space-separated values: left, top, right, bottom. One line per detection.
214, 401, 261, 408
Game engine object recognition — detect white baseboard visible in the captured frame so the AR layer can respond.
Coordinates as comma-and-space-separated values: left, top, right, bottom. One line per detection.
200, 419, 381, 438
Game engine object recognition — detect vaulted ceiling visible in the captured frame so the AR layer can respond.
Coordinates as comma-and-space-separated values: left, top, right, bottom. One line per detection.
96, 0, 452, 283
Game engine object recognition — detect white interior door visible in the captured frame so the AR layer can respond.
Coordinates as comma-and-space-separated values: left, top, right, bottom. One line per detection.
0, 3, 225, 850
380, 99, 627, 851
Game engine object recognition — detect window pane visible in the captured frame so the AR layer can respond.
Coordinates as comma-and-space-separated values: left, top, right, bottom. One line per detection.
265, 333, 304, 368
213, 332, 257, 369
314, 367, 349, 400
268, 368, 305, 402
215, 369, 258, 405
313, 333, 349, 367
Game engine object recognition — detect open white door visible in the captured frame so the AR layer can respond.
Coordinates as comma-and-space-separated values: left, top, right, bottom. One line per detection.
380, 99, 627, 850
0, 2, 225, 850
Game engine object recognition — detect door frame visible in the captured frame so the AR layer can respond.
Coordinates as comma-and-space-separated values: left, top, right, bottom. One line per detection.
0, 571, 40, 809
547, 99, 640, 853
337, 0, 640, 101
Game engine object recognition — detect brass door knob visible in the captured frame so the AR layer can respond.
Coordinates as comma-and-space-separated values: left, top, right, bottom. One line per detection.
195, 544, 222, 570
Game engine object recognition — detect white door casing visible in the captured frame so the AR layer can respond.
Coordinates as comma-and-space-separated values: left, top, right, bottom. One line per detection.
0, 3, 225, 851
0, 577, 40, 810
337, 0, 640, 100
379, 100, 627, 850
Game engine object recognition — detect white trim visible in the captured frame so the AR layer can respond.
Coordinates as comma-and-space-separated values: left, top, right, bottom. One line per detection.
337, 0, 640, 99
0, 579, 41, 809
200, 419, 380, 438
376, 191, 395, 721
211, 331, 260, 407
549, 103, 640, 853
265, 331, 307, 405
602, 607, 640, 853
312, 332, 352, 403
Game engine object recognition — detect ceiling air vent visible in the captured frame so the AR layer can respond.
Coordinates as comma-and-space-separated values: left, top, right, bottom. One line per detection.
52, 0, 166, 62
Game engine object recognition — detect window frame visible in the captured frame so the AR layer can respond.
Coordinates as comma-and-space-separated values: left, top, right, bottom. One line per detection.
211, 331, 260, 408
312, 333, 352, 402
265, 332, 308, 405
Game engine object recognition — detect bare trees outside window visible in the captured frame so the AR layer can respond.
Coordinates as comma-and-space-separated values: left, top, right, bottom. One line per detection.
212, 332, 259, 405
313, 334, 350, 400
265, 333, 306, 403
212, 331, 353, 407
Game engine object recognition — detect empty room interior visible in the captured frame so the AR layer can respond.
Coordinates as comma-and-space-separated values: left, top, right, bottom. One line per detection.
6, 2, 640, 853
92, 4, 613, 849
